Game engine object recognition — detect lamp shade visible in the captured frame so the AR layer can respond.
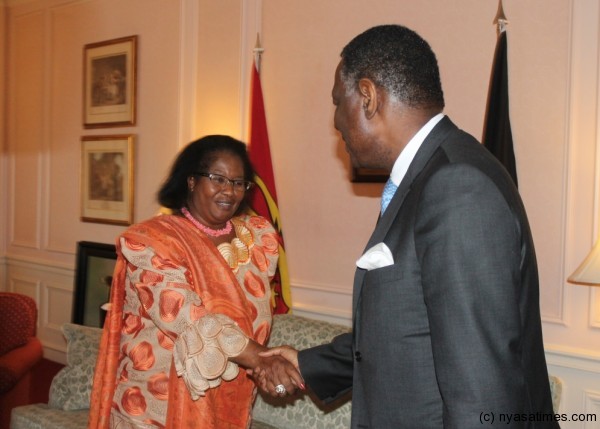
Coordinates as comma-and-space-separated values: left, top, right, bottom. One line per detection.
568, 239, 600, 285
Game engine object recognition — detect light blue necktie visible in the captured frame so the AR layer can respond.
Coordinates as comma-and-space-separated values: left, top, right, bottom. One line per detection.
381, 178, 398, 214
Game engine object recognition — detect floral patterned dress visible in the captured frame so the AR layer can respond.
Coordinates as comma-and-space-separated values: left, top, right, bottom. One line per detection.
89, 214, 279, 429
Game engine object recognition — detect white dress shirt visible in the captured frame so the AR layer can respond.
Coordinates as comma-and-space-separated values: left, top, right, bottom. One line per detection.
388, 113, 445, 187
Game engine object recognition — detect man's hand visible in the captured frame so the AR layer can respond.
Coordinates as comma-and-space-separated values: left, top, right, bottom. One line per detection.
259, 346, 299, 369
248, 346, 303, 396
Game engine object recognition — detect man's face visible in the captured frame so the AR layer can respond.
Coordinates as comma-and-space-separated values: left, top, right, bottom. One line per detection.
331, 61, 379, 168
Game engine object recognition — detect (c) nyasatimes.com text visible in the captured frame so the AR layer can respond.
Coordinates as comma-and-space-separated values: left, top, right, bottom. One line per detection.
479, 411, 597, 424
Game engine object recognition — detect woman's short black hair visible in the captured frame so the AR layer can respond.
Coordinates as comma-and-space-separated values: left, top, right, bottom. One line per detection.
157, 135, 255, 211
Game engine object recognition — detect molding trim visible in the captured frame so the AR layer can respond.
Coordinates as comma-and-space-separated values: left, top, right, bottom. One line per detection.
292, 280, 353, 296
288, 281, 352, 325
584, 389, 600, 417
6, 253, 73, 272
177, 0, 200, 147
545, 343, 600, 374
591, 288, 600, 328
542, 314, 569, 327
239, 0, 262, 140
562, 0, 600, 329
589, 0, 600, 330
292, 302, 351, 326
549, 0, 576, 325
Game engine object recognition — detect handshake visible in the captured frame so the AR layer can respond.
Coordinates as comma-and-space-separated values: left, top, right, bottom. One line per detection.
246, 345, 306, 397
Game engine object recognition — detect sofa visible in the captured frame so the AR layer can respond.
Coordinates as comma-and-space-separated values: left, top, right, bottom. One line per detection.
0, 292, 43, 429
10, 314, 352, 429
10, 313, 563, 429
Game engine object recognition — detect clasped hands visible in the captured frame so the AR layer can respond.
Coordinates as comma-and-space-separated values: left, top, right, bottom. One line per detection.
248, 345, 304, 397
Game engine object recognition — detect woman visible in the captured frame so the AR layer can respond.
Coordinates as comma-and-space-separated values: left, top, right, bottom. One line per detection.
89, 135, 302, 429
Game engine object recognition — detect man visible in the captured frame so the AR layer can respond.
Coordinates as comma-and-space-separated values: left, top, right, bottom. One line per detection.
258, 24, 558, 428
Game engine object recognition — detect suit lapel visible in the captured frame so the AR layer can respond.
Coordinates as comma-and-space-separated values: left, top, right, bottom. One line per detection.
352, 116, 457, 316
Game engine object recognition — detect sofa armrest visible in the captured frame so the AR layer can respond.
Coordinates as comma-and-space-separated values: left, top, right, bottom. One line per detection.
0, 337, 43, 393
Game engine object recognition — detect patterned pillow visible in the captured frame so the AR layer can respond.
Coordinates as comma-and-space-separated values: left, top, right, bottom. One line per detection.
48, 323, 103, 411
549, 375, 562, 412
252, 314, 352, 429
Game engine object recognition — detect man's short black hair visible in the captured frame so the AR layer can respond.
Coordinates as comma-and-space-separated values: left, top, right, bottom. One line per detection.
341, 24, 444, 110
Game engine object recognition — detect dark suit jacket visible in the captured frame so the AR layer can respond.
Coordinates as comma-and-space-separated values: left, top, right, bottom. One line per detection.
298, 117, 559, 428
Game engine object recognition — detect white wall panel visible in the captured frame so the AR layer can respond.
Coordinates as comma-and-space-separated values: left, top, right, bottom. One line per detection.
546, 348, 600, 428
9, 11, 45, 250
291, 281, 352, 326
8, 258, 74, 363
8, 273, 39, 302
589, 289, 600, 329
583, 390, 600, 429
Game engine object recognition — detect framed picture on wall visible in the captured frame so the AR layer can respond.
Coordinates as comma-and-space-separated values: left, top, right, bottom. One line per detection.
81, 134, 134, 225
83, 35, 138, 128
72, 241, 117, 328
351, 167, 389, 183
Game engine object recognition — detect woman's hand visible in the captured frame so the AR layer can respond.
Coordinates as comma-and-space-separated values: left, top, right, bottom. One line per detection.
232, 340, 304, 396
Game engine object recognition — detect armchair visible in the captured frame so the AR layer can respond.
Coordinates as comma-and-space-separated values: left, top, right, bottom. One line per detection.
0, 292, 43, 429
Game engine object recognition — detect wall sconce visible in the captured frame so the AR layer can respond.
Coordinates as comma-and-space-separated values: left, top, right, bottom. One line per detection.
568, 238, 600, 285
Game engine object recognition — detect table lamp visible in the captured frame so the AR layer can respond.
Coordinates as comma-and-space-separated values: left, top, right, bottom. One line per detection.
568, 239, 600, 285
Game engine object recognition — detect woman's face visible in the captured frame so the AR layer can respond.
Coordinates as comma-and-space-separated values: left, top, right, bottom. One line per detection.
186, 151, 246, 228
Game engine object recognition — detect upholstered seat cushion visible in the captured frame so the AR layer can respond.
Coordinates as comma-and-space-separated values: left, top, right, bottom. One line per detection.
10, 403, 279, 429
11, 403, 88, 429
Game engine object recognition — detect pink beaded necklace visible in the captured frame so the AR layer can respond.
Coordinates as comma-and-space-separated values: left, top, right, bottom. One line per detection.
180, 207, 232, 237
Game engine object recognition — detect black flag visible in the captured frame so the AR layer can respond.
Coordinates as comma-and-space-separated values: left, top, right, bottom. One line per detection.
482, 30, 518, 188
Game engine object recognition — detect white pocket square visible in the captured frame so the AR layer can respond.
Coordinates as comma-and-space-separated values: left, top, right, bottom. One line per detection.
356, 242, 394, 270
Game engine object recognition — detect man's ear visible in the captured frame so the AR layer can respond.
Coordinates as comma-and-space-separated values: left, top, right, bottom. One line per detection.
358, 78, 378, 119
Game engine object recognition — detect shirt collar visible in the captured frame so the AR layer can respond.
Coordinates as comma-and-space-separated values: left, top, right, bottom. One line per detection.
389, 113, 445, 186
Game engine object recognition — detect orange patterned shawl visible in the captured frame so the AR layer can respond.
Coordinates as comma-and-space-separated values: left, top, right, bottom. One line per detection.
88, 214, 271, 429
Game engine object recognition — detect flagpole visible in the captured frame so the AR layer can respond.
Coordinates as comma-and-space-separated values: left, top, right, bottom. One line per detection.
493, 0, 508, 35
253, 33, 264, 74
483, 0, 518, 187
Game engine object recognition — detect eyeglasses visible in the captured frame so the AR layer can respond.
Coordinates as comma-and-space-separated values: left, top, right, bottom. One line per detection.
195, 172, 254, 192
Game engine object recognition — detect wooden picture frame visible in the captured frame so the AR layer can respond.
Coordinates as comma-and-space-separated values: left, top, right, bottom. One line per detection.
351, 167, 389, 183
81, 134, 134, 225
72, 241, 117, 328
83, 35, 137, 128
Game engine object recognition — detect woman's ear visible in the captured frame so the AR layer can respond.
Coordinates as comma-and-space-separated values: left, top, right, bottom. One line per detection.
358, 78, 378, 119
187, 176, 195, 192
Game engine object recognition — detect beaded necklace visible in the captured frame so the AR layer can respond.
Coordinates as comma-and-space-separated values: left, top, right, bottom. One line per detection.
180, 207, 232, 237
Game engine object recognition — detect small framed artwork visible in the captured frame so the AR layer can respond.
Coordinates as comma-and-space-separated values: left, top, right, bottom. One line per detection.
72, 241, 117, 328
81, 134, 134, 225
351, 167, 389, 183
83, 35, 137, 128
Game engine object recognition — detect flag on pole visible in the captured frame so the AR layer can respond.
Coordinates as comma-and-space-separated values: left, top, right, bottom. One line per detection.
248, 60, 292, 314
482, 26, 518, 187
